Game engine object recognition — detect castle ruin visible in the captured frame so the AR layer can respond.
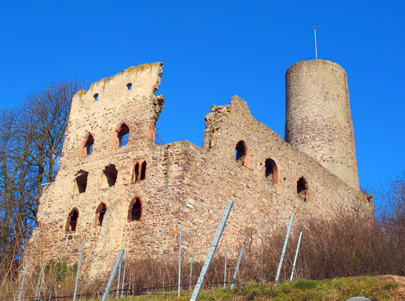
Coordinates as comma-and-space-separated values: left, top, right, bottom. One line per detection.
25, 59, 373, 279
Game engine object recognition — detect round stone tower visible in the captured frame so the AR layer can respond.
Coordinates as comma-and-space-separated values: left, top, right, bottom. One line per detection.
285, 59, 360, 190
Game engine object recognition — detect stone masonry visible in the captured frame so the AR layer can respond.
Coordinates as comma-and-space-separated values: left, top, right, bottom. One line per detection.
285, 60, 360, 190
25, 60, 373, 280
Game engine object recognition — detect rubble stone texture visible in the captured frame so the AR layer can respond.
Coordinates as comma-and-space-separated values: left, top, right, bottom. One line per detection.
25, 60, 373, 280
285, 60, 360, 190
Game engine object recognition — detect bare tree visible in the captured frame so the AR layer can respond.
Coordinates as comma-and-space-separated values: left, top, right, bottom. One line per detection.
22, 80, 85, 218
0, 80, 86, 274
378, 173, 405, 237
0, 108, 33, 271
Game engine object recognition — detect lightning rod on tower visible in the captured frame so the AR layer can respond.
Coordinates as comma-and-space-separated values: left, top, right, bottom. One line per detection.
313, 26, 318, 60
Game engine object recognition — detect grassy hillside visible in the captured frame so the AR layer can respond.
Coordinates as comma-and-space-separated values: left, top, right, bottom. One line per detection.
112, 275, 404, 300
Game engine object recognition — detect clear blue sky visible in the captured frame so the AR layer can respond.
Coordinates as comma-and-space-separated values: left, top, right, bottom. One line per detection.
0, 0, 404, 193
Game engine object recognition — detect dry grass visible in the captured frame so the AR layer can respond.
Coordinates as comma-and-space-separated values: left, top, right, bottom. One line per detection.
88, 210, 404, 298
1, 207, 404, 299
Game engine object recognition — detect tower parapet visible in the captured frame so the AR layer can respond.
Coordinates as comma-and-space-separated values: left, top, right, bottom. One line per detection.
285, 59, 360, 190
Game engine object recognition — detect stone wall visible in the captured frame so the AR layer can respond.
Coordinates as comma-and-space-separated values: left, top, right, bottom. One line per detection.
285, 60, 360, 190
25, 61, 373, 280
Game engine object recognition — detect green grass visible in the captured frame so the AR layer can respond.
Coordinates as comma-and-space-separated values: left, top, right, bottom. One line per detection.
100, 275, 401, 300
292, 279, 318, 289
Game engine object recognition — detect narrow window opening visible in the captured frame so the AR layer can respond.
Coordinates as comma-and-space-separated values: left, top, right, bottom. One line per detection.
75, 172, 88, 194
128, 197, 142, 221
102, 165, 118, 188
297, 177, 309, 201
132, 160, 147, 182
93, 93, 99, 101
127, 83, 132, 90
99, 205, 106, 225
113, 122, 131, 149
66, 208, 79, 232
265, 158, 279, 184
95, 203, 108, 227
134, 162, 140, 182
140, 161, 147, 180
84, 134, 94, 155
235, 140, 248, 166
118, 124, 130, 147
79, 133, 95, 157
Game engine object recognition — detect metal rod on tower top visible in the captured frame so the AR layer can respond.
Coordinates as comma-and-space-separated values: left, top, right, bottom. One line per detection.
313, 26, 318, 60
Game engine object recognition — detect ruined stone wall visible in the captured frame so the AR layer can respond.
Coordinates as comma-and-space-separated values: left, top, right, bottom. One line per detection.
25, 62, 373, 281
25, 62, 170, 278
163, 96, 372, 259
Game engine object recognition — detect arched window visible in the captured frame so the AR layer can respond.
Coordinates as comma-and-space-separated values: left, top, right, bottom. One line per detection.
101, 165, 118, 188
297, 177, 309, 201
79, 133, 95, 157
132, 160, 147, 182
235, 140, 249, 167
133, 162, 140, 182
85, 135, 94, 155
118, 124, 129, 147
128, 197, 143, 221
265, 158, 279, 184
94, 202, 108, 227
140, 161, 147, 180
66, 208, 79, 232
112, 122, 130, 148
74, 171, 88, 194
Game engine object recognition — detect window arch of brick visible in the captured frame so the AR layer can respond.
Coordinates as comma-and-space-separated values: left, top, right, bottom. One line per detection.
131, 160, 147, 182
79, 132, 95, 157
112, 122, 131, 149
94, 202, 108, 227
297, 176, 309, 201
128, 196, 143, 221
65, 208, 79, 232
235, 140, 250, 167
265, 158, 279, 184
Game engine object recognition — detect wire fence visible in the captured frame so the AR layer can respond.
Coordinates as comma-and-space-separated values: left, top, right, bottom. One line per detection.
4, 201, 401, 300
4, 238, 301, 300
1, 280, 250, 300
